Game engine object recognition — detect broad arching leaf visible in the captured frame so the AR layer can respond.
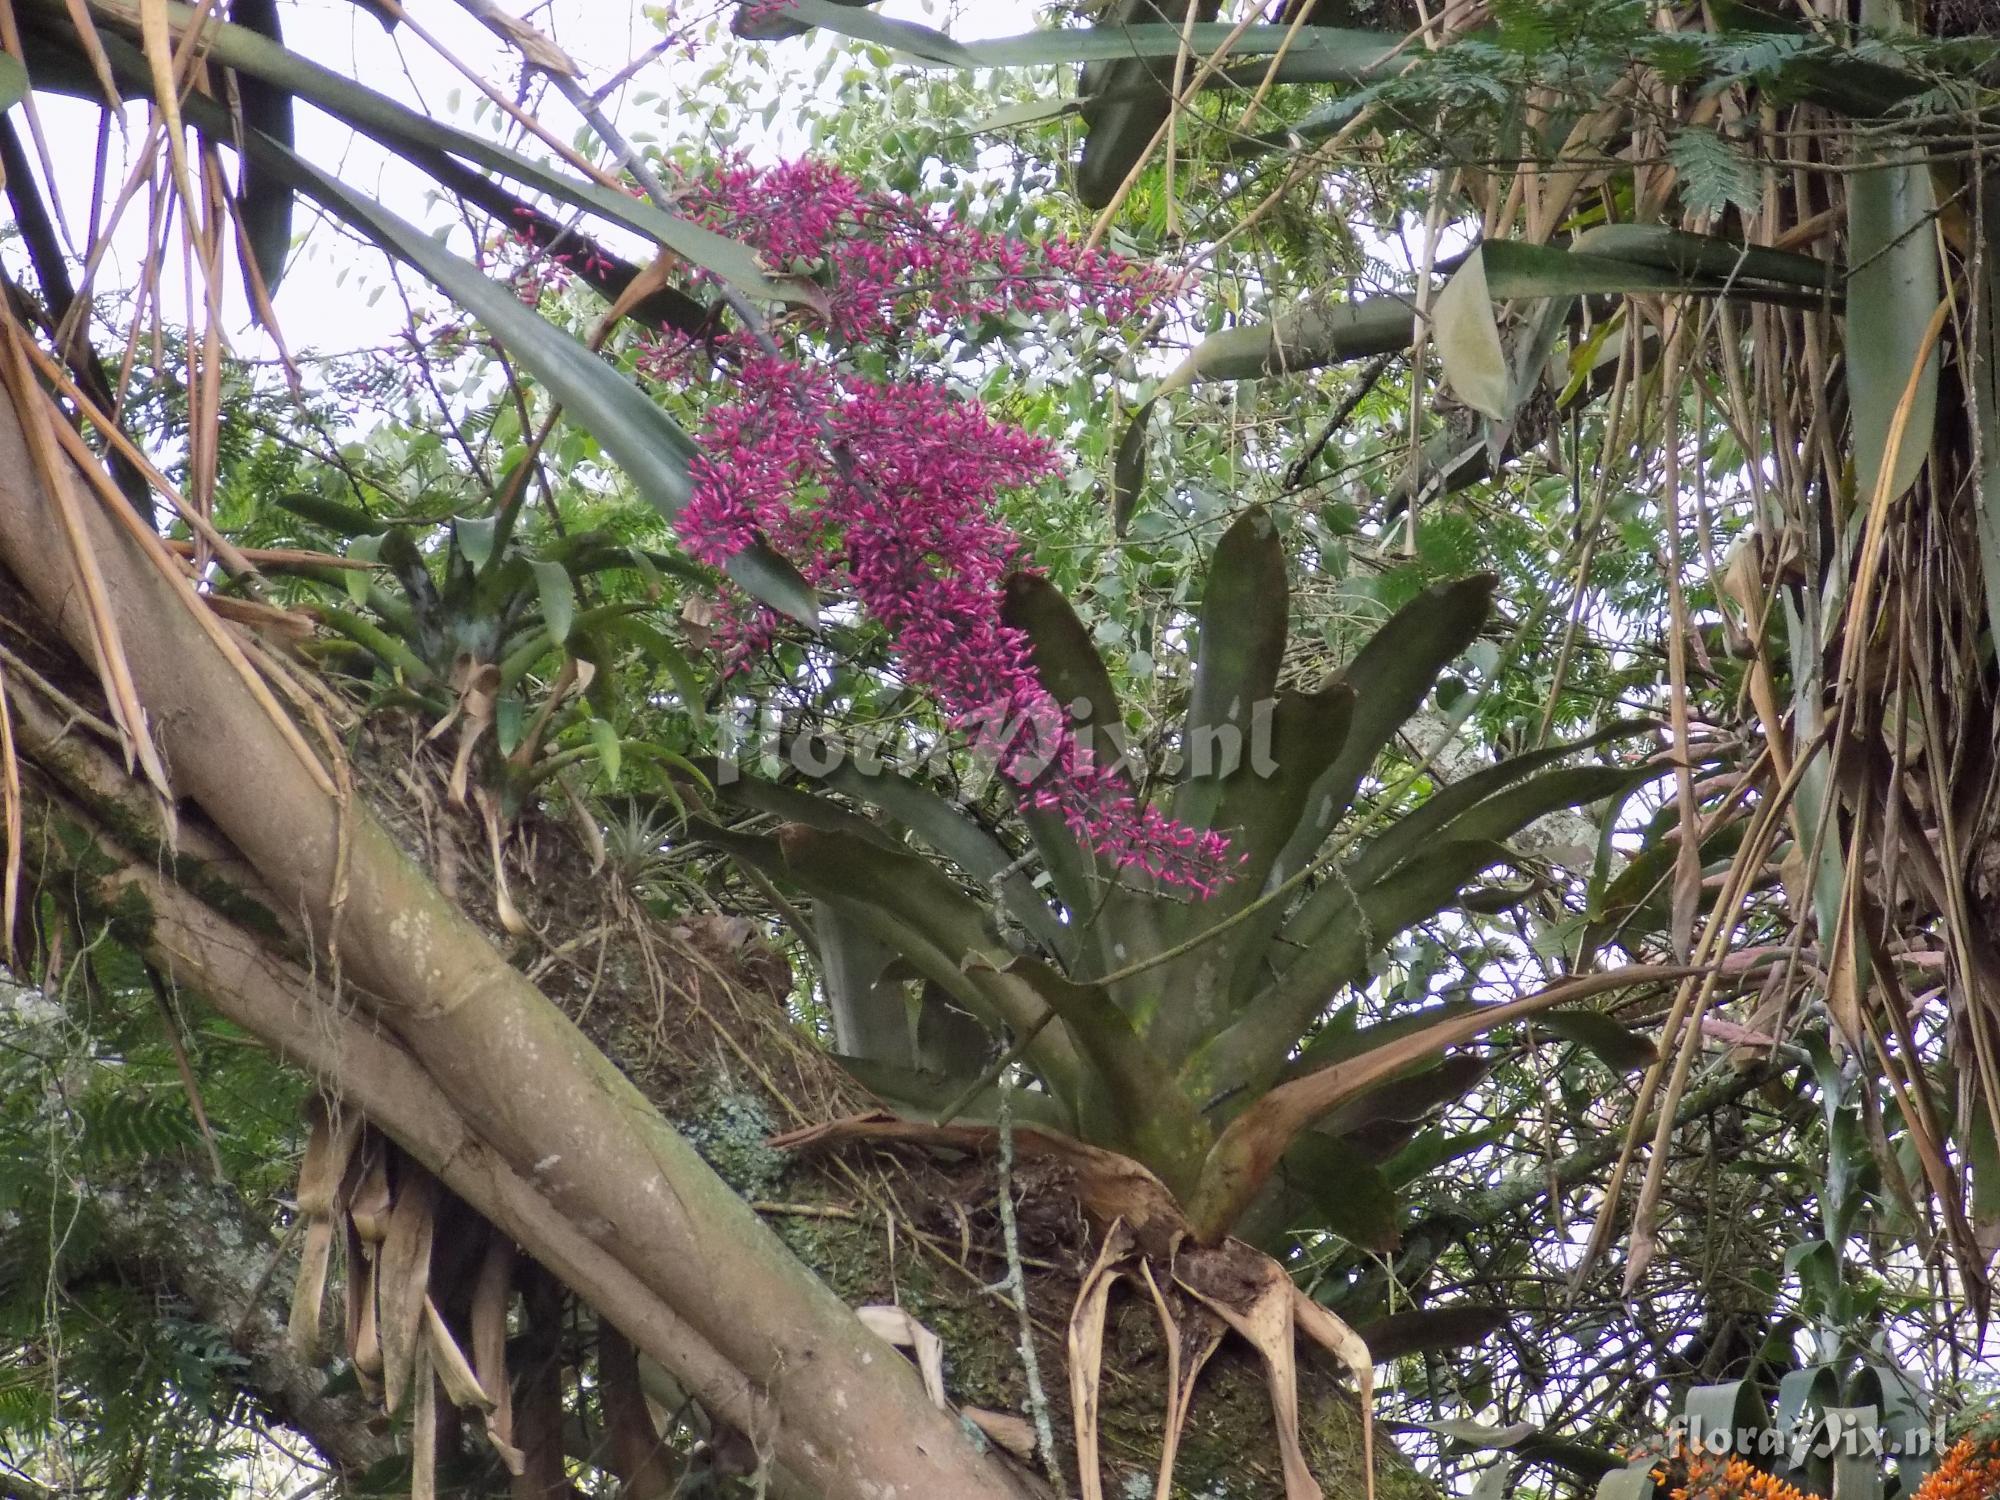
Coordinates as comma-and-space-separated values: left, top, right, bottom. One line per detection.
224, 0, 294, 302
1432, 246, 1512, 421
1075, 0, 1218, 211
1171, 505, 1290, 839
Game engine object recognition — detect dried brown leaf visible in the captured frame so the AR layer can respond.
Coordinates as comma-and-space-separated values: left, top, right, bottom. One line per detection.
1067, 1220, 1135, 1500
963, 1407, 1037, 1458
855, 1305, 947, 1409
349, 1137, 392, 1243
411, 1338, 437, 1500
378, 1161, 437, 1415
59, 0, 123, 108
0, 309, 171, 798
599, 1326, 673, 1499
1176, 1244, 1319, 1500
470, 1236, 524, 1476
423, 1297, 493, 1413
1189, 964, 1718, 1241
1136, 1256, 1223, 1500
1292, 1290, 1375, 1500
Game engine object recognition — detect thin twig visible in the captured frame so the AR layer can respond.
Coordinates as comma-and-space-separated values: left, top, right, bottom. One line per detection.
997, 1078, 1064, 1495
1283, 352, 1394, 491
935, 1010, 1057, 1127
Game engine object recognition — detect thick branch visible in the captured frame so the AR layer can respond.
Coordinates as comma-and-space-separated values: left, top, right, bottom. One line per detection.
0, 396, 1031, 1500
86, 1161, 398, 1478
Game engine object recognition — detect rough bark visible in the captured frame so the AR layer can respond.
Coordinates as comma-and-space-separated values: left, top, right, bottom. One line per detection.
0, 395, 1424, 1498
81, 1162, 399, 1480
0, 392, 1031, 1500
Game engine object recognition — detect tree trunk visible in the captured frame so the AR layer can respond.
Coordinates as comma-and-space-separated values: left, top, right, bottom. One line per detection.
0, 386, 1027, 1500
78, 1161, 400, 1481
0, 395, 1420, 1497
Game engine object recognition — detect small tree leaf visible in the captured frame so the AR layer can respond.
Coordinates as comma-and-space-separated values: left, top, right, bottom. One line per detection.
1272, 1131, 1401, 1251
1540, 1008, 1658, 1072
530, 560, 576, 645
277, 491, 377, 536
588, 718, 621, 785
1112, 396, 1154, 535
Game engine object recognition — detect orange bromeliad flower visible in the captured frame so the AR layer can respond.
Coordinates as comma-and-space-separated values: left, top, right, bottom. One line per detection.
1646, 1437, 2000, 1500
1912, 1439, 2000, 1500
1656, 1446, 1815, 1500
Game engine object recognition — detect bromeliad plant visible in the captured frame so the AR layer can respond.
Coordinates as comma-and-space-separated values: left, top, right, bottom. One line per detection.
705, 504, 1664, 1247
266, 488, 710, 828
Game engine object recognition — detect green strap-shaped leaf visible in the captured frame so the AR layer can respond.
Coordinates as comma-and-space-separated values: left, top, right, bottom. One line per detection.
1200, 574, 1495, 1018
1112, 393, 1155, 535
1566, 224, 1836, 293
1202, 837, 1513, 1094
313, 603, 438, 688
765, 823, 1210, 1171
1288, 999, 1483, 1078
65, 0, 789, 304
1162, 234, 1833, 391
710, 771, 905, 847
1846, 0, 1937, 511
1245, 1131, 1401, 1253
223, 0, 294, 301
817, 901, 919, 1067
1821, 1407, 1885, 1500
1775, 1362, 1841, 1467
826, 1053, 1072, 1131
1432, 247, 1512, 421
1161, 295, 1418, 385
1149, 680, 1356, 1064
1430, 764, 1648, 848
690, 820, 1085, 1112
0, 53, 26, 113
1323, 1053, 1490, 1135
1114, 232, 1834, 525
158, 88, 819, 624
1343, 721, 1651, 890
995, 574, 1165, 979
1969, 193, 2000, 643
1170, 505, 1290, 839
1356, 1305, 1509, 1361
889, 18, 1403, 71
1594, 1464, 1656, 1500
275, 492, 377, 536
1539, 1009, 1657, 1072
1393, 1417, 1538, 1451
1188, 679, 1357, 917
814, 760, 1073, 963
757, 0, 979, 62
733, 0, 888, 44
1381, 1124, 1505, 1190
1001, 574, 1125, 772
594, 616, 705, 718
529, 560, 575, 646
1271, 573, 1498, 887
1074, 0, 1217, 211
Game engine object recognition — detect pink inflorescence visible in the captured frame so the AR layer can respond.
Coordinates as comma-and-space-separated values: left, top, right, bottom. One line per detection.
667, 157, 1172, 340
637, 159, 1228, 895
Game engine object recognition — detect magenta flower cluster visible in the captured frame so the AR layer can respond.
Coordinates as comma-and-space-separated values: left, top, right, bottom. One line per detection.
665, 158, 1165, 339
635, 159, 1231, 895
